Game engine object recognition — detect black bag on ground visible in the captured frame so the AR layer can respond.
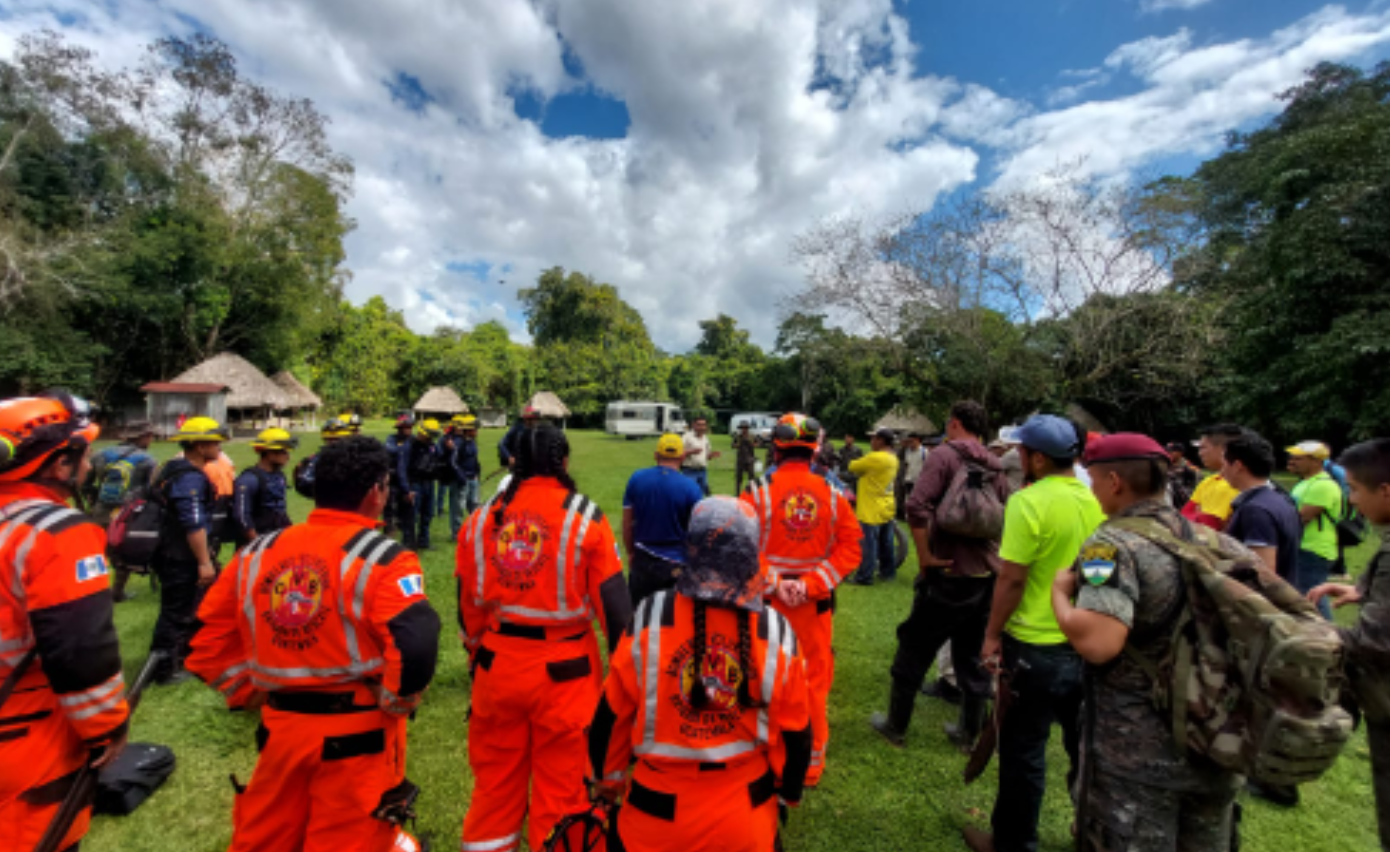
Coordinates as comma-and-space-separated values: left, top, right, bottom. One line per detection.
95, 743, 176, 816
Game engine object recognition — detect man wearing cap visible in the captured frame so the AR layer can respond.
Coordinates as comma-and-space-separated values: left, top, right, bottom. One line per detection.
966, 415, 1104, 852
1052, 434, 1244, 852
85, 421, 158, 602
847, 428, 901, 585
439, 415, 482, 539
1181, 423, 1244, 531
1288, 440, 1344, 618
734, 421, 759, 495
623, 434, 706, 606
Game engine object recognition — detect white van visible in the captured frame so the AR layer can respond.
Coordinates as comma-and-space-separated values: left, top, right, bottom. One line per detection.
605, 401, 688, 438
728, 412, 778, 447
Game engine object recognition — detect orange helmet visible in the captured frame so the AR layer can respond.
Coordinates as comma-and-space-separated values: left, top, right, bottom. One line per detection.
0, 392, 100, 482
772, 412, 822, 450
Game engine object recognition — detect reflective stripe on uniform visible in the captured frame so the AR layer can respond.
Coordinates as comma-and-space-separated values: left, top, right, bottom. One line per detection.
756, 609, 782, 745
250, 658, 382, 682
641, 740, 759, 762
213, 662, 250, 694
58, 671, 124, 708
472, 497, 497, 602
342, 533, 397, 670
460, 833, 520, 852
636, 592, 662, 751
240, 531, 285, 650
11, 505, 82, 596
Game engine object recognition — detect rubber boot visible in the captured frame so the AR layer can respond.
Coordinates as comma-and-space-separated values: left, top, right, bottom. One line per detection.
944, 694, 987, 754
868, 681, 916, 747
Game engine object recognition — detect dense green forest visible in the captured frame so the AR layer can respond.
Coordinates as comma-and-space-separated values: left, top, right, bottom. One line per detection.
1, 32, 1386, 444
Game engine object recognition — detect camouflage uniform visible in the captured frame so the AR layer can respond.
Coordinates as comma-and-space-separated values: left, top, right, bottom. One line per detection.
1338, 527, 1390, 850
1073, 500, 1241, 852
734, 431, 758, 495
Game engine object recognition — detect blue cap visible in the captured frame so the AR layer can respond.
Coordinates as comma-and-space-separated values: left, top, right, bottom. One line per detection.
1014, 415, 1081, 459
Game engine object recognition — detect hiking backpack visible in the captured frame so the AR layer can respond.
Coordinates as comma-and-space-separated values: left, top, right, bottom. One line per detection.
933, 444, 1008, 540
107, 496, 165, 567
1109, 516, 1353, 785
95, 447, 141, 507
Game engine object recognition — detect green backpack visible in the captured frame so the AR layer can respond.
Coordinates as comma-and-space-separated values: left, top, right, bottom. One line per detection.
1109, 516, 1353, 785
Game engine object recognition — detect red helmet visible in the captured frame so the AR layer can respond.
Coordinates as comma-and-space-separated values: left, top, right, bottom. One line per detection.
0, 392, 100, 482
772, 412, 821, 450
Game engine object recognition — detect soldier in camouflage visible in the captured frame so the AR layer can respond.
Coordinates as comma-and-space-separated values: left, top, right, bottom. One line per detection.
1052, 434, 1242, 852
1308, 438, 1390, 851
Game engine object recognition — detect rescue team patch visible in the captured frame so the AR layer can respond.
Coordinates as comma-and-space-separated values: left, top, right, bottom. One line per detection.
75, 555, 110, 582
666, 634, 745, 738
1081, 543, 1118, 587
779, 488, 822, 541
397, 574, 425, 597
491, 511, 552, 592
259, 556, 332, 650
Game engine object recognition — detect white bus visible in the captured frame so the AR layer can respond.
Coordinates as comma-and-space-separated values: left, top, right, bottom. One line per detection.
605, 401, 688, 438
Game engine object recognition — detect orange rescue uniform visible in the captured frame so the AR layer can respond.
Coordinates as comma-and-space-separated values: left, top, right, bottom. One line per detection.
741, 459, 860, 786
590, 591, 812, 851
456, 478, 632, 852
1, 483, 130, 852
188, 510, 440, 852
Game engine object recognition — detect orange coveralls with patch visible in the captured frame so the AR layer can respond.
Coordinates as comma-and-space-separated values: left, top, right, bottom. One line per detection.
187, 510, 441, 852
456, 478, 632, 852
741, 459, 860, 785
589, 591, 812, 852
0, 483, 130, 852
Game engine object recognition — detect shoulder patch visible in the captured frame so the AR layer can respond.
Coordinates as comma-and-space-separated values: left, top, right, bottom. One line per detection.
1080, 543, 1118, 587
397, 573, 425, 597
75, 554, 110, 583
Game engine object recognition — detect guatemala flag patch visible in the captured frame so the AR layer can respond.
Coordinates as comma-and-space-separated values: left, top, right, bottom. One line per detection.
397, 574, 425, 597
75, 555, 110, 583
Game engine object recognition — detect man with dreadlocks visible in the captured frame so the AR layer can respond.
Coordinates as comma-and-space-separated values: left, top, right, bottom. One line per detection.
456, 424, 633, 852
741, 413, 860, 788
588, 496, 812, 852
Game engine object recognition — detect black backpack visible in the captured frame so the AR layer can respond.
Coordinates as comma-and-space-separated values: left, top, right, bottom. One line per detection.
95, 743, 176, 816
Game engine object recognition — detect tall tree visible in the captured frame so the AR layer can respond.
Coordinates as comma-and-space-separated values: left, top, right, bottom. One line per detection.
1182, 61, 1390, 443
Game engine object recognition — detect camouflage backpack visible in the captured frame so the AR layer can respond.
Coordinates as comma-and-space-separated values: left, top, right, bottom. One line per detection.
1109, 516, 1353, 785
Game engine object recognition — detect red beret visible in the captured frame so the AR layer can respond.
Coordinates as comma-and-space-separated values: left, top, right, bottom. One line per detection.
1083, 433, 1168, 466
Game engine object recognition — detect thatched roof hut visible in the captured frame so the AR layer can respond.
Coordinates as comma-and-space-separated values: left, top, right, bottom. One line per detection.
874, 407, 937, 435
526, 391, 571, 419
272, 371, 322, 410
170, 353, 287, 418
414, 387, 469, 417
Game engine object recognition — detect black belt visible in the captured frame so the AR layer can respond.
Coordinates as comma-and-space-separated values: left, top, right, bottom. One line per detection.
494, 622, 586, 642
628, 769, 777, 821
267, 691, 377, 715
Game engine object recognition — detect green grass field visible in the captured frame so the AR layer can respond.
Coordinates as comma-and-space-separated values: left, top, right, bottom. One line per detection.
85, 427, 1381, 852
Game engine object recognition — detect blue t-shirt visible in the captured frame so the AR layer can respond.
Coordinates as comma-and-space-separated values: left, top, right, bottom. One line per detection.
623, 466, 704, 562
1227, 483, 1303, 583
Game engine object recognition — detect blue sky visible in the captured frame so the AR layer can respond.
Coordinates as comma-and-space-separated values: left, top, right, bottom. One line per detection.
3, 0, 1388, 348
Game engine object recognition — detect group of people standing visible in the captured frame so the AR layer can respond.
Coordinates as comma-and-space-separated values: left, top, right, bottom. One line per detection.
6, 390, 1390, 852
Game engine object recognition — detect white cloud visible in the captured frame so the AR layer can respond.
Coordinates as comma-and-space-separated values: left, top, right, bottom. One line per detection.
1, 1, 1388, 351
1139, 0, 1215, 13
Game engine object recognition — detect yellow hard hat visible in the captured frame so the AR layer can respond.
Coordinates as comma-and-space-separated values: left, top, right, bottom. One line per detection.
252, 427, 298, 453
338, 413, 362, 433
453, 414, 478, 429
321, 418, 353, 440
176, 416, 228, 443
416, 418, 442, 439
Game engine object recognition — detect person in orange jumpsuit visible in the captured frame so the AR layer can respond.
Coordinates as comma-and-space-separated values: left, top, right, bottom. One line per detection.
741, 413, 860, 787
457, 423, 632, 852
0, 392, 130, 852
589, 496, 812, 852
188, 436, 441, 852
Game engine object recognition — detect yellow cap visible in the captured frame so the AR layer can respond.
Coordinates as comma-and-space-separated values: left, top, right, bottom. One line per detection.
1286, 441, 1331, 460
252, 428, 298, 453
657, 433, 684, 459
415, 418, 442, 439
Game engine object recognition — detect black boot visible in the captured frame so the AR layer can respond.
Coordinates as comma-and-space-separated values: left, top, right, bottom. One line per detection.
944, 694, 987, 754
869, 681, 916, 747
921, 676, 962, 705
